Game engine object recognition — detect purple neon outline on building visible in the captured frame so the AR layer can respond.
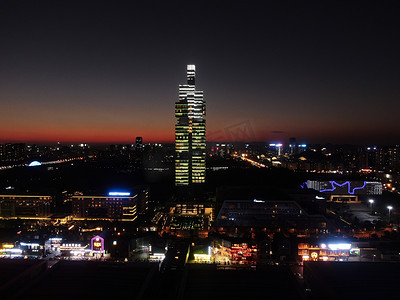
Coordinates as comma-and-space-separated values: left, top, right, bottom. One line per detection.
319, 181, 367, 195
91, 235, 104, 252
300, 182, 309, 189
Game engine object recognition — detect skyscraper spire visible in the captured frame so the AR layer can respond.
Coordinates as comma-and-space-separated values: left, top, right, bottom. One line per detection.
187, 64, 195, 85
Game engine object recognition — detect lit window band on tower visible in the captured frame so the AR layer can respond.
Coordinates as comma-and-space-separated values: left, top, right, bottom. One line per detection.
175, 65, 206, 186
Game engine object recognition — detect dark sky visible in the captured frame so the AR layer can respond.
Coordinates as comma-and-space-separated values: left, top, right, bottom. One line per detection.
1, 1, 399, 145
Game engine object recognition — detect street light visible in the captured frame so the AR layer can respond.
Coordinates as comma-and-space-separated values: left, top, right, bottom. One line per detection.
368, 199, 374, 214
387, 206, 393, 223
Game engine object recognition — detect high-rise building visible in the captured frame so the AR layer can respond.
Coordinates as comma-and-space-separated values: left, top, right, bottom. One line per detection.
175, 65, 206, 186
0, 143, 27, 162
289, 137, 297, 155
135, 136, 143, 150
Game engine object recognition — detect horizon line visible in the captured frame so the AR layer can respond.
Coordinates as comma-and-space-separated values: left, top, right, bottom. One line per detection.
0, 139, 395, 147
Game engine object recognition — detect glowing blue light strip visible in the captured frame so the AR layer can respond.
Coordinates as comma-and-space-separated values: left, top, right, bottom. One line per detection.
319, 181, 367, 195
300, 182, 309, 189
108, 192, 131, 196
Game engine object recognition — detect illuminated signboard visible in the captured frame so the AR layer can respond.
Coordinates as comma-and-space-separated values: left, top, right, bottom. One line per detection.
194, 254, 211, 262
310, 252, 319, 260
49, 238, 62, 242
108, 192, 131, 196
91, 236, 104, 252
149, 253, 166, 262
328, 243, 352, 250
253, 199, 265, 203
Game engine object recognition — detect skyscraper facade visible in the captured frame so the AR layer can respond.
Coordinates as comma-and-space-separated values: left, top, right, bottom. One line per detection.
175, 65, 206, 186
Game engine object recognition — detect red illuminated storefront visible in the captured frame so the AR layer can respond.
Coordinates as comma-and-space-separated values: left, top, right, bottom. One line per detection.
298, 242, 351, 262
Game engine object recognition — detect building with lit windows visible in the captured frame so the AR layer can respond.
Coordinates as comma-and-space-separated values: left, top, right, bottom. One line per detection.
175, 65, 206, 186
0, 143, 27, 162
71, 189, 149, 221
304, 180, 382, 202
215, 199, 327, 231
135, 136, 143, 149
0, 195, 52, 218
298, 241, 353, 262
213, 240, 258, 265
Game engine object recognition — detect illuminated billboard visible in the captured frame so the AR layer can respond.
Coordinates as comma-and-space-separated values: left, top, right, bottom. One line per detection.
91, 236, 104, 252
108, 191, 131, 196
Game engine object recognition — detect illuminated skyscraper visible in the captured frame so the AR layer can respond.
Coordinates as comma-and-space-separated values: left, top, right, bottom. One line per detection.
175, 65, 206, 186
135, 136, 143, 150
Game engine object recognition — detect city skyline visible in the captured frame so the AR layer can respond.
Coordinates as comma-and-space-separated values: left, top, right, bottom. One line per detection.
1, 2, 399, 145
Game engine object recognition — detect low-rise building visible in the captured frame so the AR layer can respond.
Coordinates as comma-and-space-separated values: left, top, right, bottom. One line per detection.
0, 194, 52, 218
71, 189, 148, 221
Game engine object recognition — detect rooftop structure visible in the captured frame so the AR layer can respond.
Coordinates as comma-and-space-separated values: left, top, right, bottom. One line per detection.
215, 199, 327, 230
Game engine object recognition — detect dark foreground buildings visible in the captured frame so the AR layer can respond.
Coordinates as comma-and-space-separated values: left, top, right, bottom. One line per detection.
0, 259, 303, 300
3, 259, 400, 299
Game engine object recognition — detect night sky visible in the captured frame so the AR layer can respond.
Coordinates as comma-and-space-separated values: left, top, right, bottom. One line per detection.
1, 1, 399, 145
